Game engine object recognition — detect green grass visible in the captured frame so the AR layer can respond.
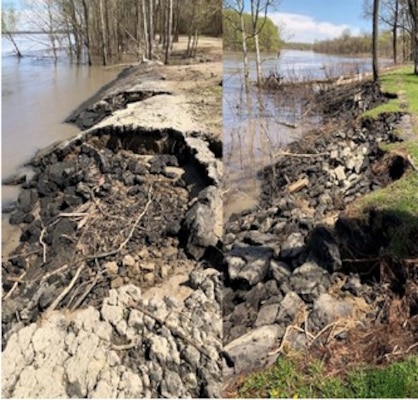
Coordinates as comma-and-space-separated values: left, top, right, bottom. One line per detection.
352, 66, 418, 256
235, 355, 418, 398
362, 65, 418, 118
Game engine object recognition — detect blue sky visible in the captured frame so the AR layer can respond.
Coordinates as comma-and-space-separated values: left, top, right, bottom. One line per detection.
256, 0, 372, 43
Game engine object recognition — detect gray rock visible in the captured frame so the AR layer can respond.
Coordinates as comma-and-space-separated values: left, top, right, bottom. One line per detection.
255, 304, 280, 327
223, 325, 284, 376
309, 293, 354, 331
279, 232, 305, 259
182, 187, 219, 260
276, 291, 304, 324
270, 260, 291, 282
226, 246, 272, 287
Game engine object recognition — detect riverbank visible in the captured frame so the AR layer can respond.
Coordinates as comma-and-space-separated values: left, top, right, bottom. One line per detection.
2, 38, 224, 398
222, 67, 418, 396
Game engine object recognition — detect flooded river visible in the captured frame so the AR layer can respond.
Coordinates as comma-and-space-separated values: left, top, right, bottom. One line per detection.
223, 50, 392, 219
1, 35, 121, 207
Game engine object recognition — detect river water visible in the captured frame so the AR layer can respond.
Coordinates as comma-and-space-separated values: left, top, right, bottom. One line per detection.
1, 34, 121, 207
223, 50, 392, 219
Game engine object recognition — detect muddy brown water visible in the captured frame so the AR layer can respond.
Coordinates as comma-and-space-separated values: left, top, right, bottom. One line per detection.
2, 49, 122, 254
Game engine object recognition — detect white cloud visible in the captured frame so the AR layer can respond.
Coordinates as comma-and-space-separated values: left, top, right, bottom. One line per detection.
269, 12, 361, 43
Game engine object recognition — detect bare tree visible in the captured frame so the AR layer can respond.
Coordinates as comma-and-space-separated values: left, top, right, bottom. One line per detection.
408, 0, 418, 73
249, 0, 276, 86
372, 0, 380, 82
164, 0, 173, 64
1, 3, 23, 58
224, 0, 250, 87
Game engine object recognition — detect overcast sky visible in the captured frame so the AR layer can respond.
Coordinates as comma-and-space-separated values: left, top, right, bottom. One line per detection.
269, 0, 371, 43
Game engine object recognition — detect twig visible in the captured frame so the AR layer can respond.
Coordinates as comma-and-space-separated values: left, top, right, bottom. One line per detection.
71, 271, 101, 311
310, 322, 339, 346
274, 151, 328, 158
46, 264, 85, 313
39, 226, 47, 263
3, 271, 27, 300
268, 325, 314, 356
111, 341, 138, 351
86, 184, 154, 260
58, 212, 89, 218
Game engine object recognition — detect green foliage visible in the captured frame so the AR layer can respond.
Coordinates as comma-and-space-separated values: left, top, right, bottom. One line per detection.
223, 9, 280, 52
236, 355, 418, 398
312, 29, 403, 57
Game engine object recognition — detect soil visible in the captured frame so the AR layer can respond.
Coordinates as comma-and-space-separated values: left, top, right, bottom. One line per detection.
2, 36, 222, 352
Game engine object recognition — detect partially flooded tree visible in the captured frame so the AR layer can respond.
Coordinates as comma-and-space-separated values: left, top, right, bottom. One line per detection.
249, 0, 276, 86
224, 0, 250, 86
1, 3, 23, 58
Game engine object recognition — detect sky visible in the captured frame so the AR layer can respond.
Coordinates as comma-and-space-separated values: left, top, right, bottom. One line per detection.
5, 0, 372, 44
268, 0, 371, 43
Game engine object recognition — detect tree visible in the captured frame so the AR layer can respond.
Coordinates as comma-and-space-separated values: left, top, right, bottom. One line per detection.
249, 0, 276, 86
1, 3, 23, 58
372, 0, 380, 82
408, 0, 418, 73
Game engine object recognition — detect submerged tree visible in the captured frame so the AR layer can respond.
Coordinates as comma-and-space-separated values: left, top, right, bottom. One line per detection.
1, 3, 23, 58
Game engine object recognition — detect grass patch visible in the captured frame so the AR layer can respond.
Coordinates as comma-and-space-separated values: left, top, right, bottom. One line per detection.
234, 354, 418, 398
353, 66, 418, 257
362, 65, 418, 118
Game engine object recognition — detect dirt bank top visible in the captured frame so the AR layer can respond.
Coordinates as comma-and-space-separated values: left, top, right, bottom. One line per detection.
66, 37, 222, 139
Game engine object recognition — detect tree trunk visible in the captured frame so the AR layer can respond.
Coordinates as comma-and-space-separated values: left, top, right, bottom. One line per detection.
81, 0, 92, 65
148, 0, 154, 59
141, 0, 150, 59
239, 9, 249, 88
164, 0, 173, 64
372, 0, 380, 82
7, 33, 23, 58
393, 0, 399, 63
99, 0, 108, 65
408, 0, 418, 74
254, 32, 262, 85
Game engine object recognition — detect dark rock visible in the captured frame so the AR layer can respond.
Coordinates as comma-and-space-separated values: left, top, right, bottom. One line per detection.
20, 220, 43, 243
9, 210, 26, 225
307, 226, 342, 273
17, 189, 38, 213
2, 173, 26, 185
37, 176, 58, 197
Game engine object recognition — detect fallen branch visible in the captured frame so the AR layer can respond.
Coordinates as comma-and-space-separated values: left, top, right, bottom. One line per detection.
3, 271, 27, 300
46, 264, 84, 313
71, 271, 102, 311
274, 151, 328, 158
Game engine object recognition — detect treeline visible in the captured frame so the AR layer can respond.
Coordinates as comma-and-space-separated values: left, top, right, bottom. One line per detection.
2, 0, 221, 65
223, 9, 280, 52
311, 29, 411, 60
